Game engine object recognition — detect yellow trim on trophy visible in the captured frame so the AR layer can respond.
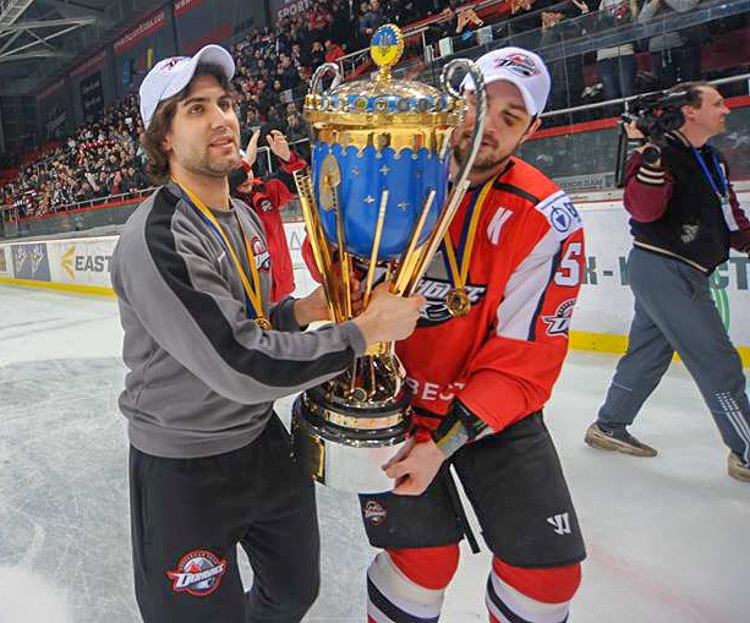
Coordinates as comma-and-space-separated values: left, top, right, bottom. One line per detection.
315, 127, 454, 154
0, 277, 116, 296
306, 109, 462, 129
320, 408, 406, 430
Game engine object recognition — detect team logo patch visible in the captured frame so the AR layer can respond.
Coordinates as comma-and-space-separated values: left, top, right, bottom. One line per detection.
413, 278, 487, 326
543, 299, 576, 336
494, 53, 540, 78
166, 549, 227, 596
250, 236, 271, 271
157, 56, 187, 72
364, 500, 388, 526
258, 198, 273, 213
535, 191, 583, 241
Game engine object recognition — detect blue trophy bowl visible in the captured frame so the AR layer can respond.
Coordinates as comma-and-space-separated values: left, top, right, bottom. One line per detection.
311, 142, 451, 261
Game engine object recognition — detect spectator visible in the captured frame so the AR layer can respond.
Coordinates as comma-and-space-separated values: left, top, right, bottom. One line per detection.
359, 0, 386, 40
596, 0, 640, 101
639, 0, 702, 89
324, 38, 346, 63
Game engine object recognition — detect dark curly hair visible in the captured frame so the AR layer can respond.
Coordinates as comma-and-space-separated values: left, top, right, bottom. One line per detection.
139, 63, 234, 184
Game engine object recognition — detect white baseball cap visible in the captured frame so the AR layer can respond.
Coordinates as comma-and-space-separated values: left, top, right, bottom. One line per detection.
462, 47, 551, 117
139, 44, 235, 129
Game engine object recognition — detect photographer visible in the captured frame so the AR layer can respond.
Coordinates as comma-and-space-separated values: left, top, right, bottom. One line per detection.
585, 82, 750, 483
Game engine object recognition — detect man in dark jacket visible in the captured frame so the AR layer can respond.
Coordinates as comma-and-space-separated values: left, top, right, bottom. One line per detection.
586, 82, 750, 483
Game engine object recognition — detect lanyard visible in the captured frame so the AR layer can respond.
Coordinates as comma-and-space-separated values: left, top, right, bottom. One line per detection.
441, 177, 494, 290
691, 145, 728, 200
171, 179, 270, 329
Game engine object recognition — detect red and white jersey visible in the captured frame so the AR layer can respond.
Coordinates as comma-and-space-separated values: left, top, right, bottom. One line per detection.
401, 157, 585, 432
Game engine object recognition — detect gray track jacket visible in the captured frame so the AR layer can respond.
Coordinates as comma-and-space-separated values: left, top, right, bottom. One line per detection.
110, 181, 365, 458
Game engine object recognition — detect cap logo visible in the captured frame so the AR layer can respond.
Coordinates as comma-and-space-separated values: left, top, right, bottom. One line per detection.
157, 56, 188, 73
494, 53, 540, 78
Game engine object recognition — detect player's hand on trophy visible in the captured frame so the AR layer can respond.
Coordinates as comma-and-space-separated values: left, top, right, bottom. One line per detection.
294, 285, 332, 325
266, 130, 291, 163
350, 277, 364, 316
353, 282, 424, 346
383, 438, 445, 496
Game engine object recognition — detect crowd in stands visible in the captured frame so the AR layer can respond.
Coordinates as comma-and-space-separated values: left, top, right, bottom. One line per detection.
0, 94, 147, 218
1, 0, 741, 221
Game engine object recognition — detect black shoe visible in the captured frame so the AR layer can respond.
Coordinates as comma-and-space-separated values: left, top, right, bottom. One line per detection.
584, 422, 657, 457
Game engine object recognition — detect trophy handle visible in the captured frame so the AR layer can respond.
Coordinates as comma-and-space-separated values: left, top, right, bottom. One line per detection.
403, 60, 487, 295
310, 62, 343, 96
440, 58, 487, 201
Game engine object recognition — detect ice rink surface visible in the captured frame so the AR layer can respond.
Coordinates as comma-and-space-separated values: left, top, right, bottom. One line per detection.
1, 283, 748, 623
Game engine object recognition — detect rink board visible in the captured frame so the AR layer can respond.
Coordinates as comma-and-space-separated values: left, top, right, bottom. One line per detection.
1, 197, 749, 366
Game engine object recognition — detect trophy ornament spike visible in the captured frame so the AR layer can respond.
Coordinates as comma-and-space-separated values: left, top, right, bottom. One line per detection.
393, 189, 435, 295
364, 190, 389, 310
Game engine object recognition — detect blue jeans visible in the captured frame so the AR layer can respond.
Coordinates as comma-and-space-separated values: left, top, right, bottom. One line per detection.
598, 248, 750, 465
597, 54, 636, 100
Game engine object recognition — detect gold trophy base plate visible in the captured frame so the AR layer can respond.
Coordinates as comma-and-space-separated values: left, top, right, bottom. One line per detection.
291, 393, 411, 494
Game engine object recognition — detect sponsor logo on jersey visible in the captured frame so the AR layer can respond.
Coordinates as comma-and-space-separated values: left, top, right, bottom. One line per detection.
546, 512, 571, 536
493, 53, 540, 78
542, 299, 576, 336
535, 191, 583, 241
250, 236, 271, 271
166, 549, 227, 596
413, 278, 487, 326
363, 500, 387, 526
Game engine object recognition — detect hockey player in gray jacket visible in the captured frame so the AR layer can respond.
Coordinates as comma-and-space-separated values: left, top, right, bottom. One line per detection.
110, 44, 423, 623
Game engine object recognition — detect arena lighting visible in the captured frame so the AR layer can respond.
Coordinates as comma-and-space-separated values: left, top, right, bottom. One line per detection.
0, 15, 97, 62
0, 0, 35, 26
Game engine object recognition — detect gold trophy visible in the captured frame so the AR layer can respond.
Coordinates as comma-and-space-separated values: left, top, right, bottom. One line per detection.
292, 24, 487, 493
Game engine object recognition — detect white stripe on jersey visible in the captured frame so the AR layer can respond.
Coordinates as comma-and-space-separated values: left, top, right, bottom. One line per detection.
496, 229, 559, 341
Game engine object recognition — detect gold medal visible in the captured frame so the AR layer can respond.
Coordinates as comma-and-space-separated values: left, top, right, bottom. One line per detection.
256, 317, 272, 330
446, 288, 471, 317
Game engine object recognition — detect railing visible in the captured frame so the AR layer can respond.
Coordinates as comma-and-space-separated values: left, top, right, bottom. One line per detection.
4, 68, 750, 237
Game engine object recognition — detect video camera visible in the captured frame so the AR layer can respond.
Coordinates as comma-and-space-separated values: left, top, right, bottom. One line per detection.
615, 88, 696, 187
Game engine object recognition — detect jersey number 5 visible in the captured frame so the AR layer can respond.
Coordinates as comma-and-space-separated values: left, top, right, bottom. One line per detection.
554, 242, 583, 287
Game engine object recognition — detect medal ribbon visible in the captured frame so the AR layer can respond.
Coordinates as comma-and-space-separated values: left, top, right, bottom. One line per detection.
172, 179, 269, 327
691, 145, 728, 199
442, 178, 494, 291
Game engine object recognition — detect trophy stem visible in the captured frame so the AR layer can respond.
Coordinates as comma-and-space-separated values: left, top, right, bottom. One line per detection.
334, 202, 353, 320
404, 178, 472, 296
392, 189, 435, 295
294, 171, 343, 323
363, 190, 389, 309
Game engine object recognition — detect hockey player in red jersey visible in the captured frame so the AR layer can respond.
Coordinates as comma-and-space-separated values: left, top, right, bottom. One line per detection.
230, 128, 304, 302
357, 47, 586, 623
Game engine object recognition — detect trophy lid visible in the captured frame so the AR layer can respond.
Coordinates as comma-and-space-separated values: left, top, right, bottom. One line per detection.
304, 24, 463, 129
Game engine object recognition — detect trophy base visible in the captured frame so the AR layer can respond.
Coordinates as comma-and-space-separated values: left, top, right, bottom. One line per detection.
291, 387, 411, 494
